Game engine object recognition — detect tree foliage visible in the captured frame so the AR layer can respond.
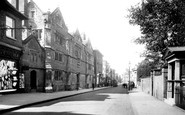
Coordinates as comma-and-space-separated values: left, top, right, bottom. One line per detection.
137, 59, 153, 79
129, 0, 185, 54
128, 0, 185, 79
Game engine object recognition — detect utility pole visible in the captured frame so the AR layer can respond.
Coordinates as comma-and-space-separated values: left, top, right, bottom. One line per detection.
128, 62, 131, 91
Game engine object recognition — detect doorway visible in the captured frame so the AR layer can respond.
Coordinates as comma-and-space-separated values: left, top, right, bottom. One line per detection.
30, 70, 37, 90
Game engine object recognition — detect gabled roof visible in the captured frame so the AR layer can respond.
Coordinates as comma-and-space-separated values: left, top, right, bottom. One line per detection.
0, 0, 27, 20
51, 7, 68, 30
73, 29, 82, 42
23, 34, 43, 49
164, 46, 185, 61
82, 37, 93, 52
29, 0, 44, 14
168, 46, 185, 52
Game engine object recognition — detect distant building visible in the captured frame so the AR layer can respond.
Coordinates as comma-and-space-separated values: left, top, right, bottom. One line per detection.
82, 35, 94, 88
93, 50, 103, 87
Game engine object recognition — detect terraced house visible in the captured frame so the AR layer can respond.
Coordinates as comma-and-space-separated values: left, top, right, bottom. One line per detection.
0, 0, 27, 93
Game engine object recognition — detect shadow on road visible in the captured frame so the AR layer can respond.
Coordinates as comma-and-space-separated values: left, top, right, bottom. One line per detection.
5, 112, 94, 115
4, 86, 128, 115
25, 86, 128, 107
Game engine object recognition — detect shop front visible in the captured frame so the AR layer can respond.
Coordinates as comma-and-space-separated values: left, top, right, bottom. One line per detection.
0, 45, 23, 93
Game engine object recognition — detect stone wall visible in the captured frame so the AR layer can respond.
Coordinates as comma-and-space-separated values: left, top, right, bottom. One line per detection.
152, 68, 168, 100
141, 77, 151, 94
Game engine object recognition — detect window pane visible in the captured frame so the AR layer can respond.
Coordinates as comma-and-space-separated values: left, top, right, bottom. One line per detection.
6, 16, 15, 39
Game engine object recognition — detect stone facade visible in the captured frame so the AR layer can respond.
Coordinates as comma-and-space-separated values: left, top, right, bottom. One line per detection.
23, 0, 69, 92
17, 0, 105, 92
83, 37, 94, 88
93, 50, 103, 87
44, 8, 69, 92
24, 0, 45, 45
151, 68, 168, 100
22, 35, 45, 92
140, 77, 151, 94
67, 30, 89, 90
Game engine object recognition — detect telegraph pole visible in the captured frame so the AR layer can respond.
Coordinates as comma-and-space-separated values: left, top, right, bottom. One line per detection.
128, 62, 131, 91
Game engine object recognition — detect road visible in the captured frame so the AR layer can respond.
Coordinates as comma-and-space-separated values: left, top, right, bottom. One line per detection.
4, 86, 135, 115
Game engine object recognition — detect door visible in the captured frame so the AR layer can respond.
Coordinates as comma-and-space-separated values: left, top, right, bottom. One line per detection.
30, 70, 37, 89
76, 73, 80, 90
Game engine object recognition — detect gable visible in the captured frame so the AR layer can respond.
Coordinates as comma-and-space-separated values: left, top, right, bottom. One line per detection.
51, 8, 67, 30
27, 38, 41, 51
23, 35, 42, 51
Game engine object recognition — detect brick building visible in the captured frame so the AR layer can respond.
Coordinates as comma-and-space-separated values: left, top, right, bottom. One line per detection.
0, 0, 27, 93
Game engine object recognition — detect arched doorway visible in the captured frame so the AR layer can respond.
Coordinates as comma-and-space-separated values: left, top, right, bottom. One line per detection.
30, 70, 37, 90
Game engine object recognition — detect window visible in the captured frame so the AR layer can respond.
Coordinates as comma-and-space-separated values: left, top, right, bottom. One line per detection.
54, 71, 59, 80
55, 52, 59, 60
59, 54, 62, 62
54, 70, 64, 81
6, 16, 15, 39
30, 52, 37, 63
59, 37, 63, 45
88, 64, 91, 70
31, 11, 35, 18
181, 61, 185, 79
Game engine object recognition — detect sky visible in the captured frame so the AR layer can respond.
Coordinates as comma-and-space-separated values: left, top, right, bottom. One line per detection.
33, 0, 145, 75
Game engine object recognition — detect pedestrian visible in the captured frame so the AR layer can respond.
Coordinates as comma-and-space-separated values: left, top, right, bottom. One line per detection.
92, 83, 94, 90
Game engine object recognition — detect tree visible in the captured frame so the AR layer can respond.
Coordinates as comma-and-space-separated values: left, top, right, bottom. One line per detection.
128, 0, 185, 58
128, 0, 185, 75
137, 59, 153, 80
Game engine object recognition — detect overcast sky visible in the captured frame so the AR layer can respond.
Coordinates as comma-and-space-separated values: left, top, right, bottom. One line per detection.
34, 0, 144, 75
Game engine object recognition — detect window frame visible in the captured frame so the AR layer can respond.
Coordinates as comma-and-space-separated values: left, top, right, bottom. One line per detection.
6, 16, 16, 39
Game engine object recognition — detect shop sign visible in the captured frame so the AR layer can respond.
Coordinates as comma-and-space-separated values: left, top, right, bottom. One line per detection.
0, 45, 21, 60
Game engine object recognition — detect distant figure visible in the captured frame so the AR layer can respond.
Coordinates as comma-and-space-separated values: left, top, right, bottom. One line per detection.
122, 83, 127, 88
92, 83, 95, 90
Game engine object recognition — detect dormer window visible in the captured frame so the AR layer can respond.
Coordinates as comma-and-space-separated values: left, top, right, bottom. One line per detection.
6, 16, 15, 39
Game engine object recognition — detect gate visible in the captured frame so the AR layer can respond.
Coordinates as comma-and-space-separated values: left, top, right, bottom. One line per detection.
176, 86, 185, 110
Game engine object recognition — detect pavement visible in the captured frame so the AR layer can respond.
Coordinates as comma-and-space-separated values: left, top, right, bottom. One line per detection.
129, 88, 185, 115
0, 86, 185, 115
0, 87, 108, 114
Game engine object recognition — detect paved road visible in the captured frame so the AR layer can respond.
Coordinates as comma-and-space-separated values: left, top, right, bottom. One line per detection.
4, 86, 135, 115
